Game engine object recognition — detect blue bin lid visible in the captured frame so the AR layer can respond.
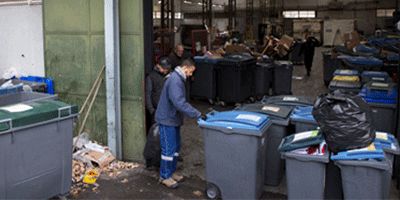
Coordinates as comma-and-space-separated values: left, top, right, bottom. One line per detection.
333, 69, 359, 77
361, 71, 389, 78
330, 142, 385, 160
374, 131, 400, 155
358, 82, 397, 103
344, 56, 383, 65
198, 110, 270, 131
194, 56, 206, 63
290, 106, 316, 121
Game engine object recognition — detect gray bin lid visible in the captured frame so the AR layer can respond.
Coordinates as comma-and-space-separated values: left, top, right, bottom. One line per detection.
235, 103, 293, 126
198, 110, 272, 137
334, 157, 392, 171
262, 95, 314, 107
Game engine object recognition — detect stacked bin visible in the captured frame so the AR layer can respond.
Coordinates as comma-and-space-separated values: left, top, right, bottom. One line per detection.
341, 56, 383, 73
191, 56, 220, 104
278, 131, 329, 199
329, 69, 362, 93
235, 103, 294, 186
358, 82, 397, 134
0, 100, 79, 199
322, 51, 343, 86
290, 106, 318, 133
255, 62, 274, 100
198, 111, 272, 199
272, 61, 293, 95
215, 53, 256, 104
361, 71, 393, 85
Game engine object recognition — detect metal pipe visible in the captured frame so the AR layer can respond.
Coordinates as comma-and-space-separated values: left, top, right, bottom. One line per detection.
0, 0, 41, 6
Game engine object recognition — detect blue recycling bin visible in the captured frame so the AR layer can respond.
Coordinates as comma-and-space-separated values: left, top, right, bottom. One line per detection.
358, 82, 397, 134
342, 56, 383, 73
290, 106, 318, 133
198, 111, 272, 199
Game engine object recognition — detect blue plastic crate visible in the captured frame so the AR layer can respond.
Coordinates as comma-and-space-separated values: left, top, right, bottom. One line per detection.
355, 44, 380, 54
0, 85, 23, 96
333, 69, 359, 77
45, 78, 54, 95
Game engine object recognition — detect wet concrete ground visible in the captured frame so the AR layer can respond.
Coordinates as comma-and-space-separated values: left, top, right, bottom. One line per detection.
70, 47, 400, 199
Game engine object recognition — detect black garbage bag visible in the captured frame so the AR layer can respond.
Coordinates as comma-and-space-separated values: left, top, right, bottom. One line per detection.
143, 123, 161, 168
312, 90, 375, 153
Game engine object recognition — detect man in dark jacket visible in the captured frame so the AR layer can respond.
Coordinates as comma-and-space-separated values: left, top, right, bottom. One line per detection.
155, 59, 207, 188
168, 44, 184, 70
145, 57, 171, 126
300, 36, 320, 76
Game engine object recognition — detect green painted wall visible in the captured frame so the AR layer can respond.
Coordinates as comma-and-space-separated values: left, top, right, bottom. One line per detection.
42, 0, 145, 161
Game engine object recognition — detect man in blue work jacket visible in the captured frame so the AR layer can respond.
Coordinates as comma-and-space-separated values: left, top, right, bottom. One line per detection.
155, 59, 207, 188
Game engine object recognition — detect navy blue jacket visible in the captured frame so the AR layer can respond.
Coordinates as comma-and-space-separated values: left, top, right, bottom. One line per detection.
155, 67, 201, 127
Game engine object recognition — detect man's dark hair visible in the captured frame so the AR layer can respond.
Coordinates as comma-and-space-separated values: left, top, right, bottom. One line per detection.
181, 59, 195, 68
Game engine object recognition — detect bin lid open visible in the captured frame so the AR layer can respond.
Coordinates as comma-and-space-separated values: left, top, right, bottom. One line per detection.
235, 104, 293, 119
198, 110, 270, 131
0, 100, 78, 132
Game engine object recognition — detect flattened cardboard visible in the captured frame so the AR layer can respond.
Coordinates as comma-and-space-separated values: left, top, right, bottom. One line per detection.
85, 149, 116, 168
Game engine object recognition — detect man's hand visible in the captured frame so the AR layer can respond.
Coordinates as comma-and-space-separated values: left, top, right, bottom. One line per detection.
200, 113, 207, 121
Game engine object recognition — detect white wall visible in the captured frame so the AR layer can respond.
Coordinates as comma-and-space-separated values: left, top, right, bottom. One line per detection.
0, 4, 44, 78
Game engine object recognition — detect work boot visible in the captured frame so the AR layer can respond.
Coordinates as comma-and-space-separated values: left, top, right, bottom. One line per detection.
160, 177, 179, 189
177, 155, 183, 162
171, 173, 185, 183
306, 70, 311, 76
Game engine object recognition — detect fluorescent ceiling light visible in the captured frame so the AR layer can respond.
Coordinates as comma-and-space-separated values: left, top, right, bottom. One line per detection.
184, 0, 192, 4
198, 2, 203, 5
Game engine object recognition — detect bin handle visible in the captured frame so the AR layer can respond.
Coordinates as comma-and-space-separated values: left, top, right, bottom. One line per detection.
58, 106, 72, 118
0, 118, 12, 134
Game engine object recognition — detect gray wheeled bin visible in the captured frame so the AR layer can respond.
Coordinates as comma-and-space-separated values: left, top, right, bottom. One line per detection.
358, 82, 397, 134
322, 51, 344, 86
279, 138, 329, 200
290, 106, 318, 133
255, 62, 274, 100
191, 56, 220, 104
334, 158, 392, 200
261, 95, 314, 109
0, 100, 79, 199
272, 61, 293, 95
198, 110, 272, 199
235, 103, 294, 186
215, 53, 256, 104
0, 92, 58, 107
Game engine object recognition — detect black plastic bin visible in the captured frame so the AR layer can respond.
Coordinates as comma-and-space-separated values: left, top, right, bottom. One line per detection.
235, 103, 294, 186
255, 62, 274, 100
290, 41, 304, 65
272, 61, 293, 95
322, 51, 344, 86
191, 56, 220, 104
215, 53, 256, 104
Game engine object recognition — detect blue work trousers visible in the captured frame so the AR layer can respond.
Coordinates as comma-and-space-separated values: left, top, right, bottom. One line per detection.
159, 124, 181, 179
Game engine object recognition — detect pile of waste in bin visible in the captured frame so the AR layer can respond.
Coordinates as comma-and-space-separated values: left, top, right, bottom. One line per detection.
71, 132, 140, 197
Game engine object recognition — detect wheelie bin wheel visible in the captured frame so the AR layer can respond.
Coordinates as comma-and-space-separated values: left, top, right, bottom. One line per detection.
205, 183, 221, 199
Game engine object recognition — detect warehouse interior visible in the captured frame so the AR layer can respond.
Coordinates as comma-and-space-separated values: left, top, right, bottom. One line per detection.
0, 0, 400, 199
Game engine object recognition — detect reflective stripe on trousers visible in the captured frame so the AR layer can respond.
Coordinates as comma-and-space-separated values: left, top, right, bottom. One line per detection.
159, 124, 181, 179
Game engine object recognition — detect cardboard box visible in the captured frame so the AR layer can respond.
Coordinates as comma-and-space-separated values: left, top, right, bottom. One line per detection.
85, 149, 116, 168
225, 44, 250, 54
215, 47, 226, 54
341, 31, 360, 49
278, 35, 294, 49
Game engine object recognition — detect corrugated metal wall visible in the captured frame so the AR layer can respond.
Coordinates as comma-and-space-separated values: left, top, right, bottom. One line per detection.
42, 0, 145, 161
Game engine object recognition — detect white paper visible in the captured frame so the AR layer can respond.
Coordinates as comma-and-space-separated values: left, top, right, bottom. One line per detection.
292, 131, 318, 142
235, 114, 261, 122
0, 104, 33, 113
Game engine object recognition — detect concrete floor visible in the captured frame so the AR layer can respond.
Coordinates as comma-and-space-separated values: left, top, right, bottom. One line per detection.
70, 47, 400, 199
